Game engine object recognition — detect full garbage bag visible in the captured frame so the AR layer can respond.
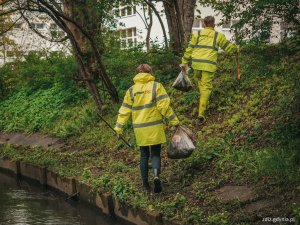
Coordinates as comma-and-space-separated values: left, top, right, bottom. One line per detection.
168, 125, 195, 159
172, 69, 193, 92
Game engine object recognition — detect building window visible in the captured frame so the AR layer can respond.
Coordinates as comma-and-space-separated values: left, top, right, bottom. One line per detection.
118, 27, 137, 47
30, 23, 46, 30
114, 4, 136, 18
6, 51, 16, 58
222, 22, 231, 30
14, 23, 22, 29
192, 19, 204, 30
222, 20, 239, 31
280, 22, 293, 40
252, 22, 271, 43
114, 9, 120, 17
50, 23, 65, 38
36, 23, 45, 29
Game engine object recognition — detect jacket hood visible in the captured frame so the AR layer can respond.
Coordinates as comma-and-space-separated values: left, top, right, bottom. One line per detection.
133, 73, 155, 83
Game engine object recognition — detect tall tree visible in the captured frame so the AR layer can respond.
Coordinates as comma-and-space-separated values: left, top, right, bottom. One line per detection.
0, 0, 120, 114
143, 0, 168, 50
145, 5, 153, 51
199, 0, 300, 41
162, 0, 197, 54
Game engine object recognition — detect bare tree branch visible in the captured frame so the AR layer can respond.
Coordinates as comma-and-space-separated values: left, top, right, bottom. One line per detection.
143, 0, 168, 49
0, 15, 22, 35
146, 5, 153, 51
0, 7, 24, 17
18, 10, 68, 42
134, 4, 148, 28
38, 0, 96, 41
49, 0, 63, 13
0, 0, 11, 7
142, 3, 149, 27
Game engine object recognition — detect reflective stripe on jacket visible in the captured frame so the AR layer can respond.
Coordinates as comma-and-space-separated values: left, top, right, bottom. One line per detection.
182, 27, 237, 72
114, 73, 179, 146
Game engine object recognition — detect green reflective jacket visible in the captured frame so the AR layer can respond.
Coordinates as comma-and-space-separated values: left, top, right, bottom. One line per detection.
182, 27, 237, 72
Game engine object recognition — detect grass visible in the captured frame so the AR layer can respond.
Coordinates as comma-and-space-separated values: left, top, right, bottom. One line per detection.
0, 40, 299, 224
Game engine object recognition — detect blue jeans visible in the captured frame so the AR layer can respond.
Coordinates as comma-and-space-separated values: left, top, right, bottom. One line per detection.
140, 144, 161, 186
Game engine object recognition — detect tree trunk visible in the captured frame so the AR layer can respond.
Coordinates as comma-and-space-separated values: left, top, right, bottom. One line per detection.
143, 0, 168, 50
179, 0, 197, 43
62, 0, 119, 113
163, 1, 182, 54
163, 0, 196, 54
3, 36, 5, 64
145, 6, 153, 51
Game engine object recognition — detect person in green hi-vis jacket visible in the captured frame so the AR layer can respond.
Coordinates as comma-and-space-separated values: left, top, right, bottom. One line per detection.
180, 16, 239, 123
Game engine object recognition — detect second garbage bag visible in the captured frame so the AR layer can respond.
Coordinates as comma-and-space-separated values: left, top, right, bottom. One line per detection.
172, 69, 193, 92
168, 125, 195, 159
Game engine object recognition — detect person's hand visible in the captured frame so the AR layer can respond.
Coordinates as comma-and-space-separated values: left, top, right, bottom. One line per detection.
115, 132, 120, 139
170, 124, 179, 132
179, 63, 188, 72
114, 129, 122, 139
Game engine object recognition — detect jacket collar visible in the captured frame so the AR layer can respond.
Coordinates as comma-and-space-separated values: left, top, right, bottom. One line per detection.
133, 73, 155, 84
204, 27, 215, 31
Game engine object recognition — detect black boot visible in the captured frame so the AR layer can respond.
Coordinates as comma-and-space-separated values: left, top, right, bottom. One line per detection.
153, 169, 162, 193
198, 116, 205, 123
143, 180, 152, 194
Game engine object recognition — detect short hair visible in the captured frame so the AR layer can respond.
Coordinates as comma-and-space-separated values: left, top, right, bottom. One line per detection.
204, 16, 215, 27
136, 64, 153, 73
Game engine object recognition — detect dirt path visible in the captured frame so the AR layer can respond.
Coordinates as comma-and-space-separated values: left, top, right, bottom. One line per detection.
0, 132, 65, 149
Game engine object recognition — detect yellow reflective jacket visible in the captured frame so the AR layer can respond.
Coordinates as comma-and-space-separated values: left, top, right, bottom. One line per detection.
114, 73, 179, 146
182, 27, 237, 72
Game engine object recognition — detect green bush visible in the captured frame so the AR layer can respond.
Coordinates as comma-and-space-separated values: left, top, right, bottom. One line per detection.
3, 52, 78, 94
0, 53, 88, 135
0, 85, 87, 133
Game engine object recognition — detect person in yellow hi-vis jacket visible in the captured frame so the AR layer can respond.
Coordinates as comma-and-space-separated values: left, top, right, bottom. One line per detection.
181, 16, 238, 122
114, 64, 179, 194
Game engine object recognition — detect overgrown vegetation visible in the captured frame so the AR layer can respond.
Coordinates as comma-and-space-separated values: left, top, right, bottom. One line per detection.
0, 38, 299, 224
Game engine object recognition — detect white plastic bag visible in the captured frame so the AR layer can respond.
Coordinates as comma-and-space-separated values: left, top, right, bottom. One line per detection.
172, 69, 193, 92
168, 125, 195, 159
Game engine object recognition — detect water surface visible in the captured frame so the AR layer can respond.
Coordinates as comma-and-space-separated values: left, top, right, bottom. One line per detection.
0, 171, 124, 225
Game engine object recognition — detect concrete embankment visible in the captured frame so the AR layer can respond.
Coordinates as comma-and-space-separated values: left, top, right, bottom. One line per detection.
0, 158, 180, 225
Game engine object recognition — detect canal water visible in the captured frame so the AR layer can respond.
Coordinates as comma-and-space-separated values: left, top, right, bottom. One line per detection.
0, 171, 125, 225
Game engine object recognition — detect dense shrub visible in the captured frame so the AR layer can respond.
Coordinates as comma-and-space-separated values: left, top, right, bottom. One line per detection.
0, 53, 88, 134
0, 52, 79, 98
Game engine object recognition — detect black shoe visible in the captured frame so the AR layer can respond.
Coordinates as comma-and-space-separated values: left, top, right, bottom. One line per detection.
198, 116, 205, 123
153, 177, 162, 193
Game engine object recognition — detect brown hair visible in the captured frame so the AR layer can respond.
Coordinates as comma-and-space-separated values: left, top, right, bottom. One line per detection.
136, 64, 153, 74
204, 16, 215, 27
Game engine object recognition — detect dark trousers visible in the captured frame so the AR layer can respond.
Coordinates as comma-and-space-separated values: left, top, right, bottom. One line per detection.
140, 144, 161, 186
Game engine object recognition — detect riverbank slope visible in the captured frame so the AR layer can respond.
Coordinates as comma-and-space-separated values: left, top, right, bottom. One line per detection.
1, 39, 299, 224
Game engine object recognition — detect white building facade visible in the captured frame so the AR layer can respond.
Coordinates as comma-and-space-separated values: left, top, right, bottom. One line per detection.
115, 2, 288, 47
113, 2, 168, 48
0, 3, 289, 66
0, 13, 70, 65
